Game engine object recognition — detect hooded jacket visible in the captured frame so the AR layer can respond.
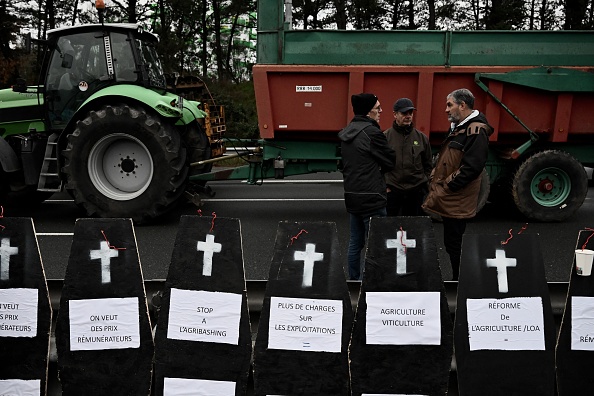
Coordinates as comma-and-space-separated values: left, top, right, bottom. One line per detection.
339, 116, 396, 215
422, 111, 493, 219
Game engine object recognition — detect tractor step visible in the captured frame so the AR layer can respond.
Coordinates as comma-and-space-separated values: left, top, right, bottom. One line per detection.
37, 133, 62, 192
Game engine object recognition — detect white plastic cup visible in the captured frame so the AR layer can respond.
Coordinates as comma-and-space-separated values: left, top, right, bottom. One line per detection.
575, 249, 594, 276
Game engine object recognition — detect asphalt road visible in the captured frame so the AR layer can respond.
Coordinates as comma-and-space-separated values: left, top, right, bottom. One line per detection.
5, 171, 594, 283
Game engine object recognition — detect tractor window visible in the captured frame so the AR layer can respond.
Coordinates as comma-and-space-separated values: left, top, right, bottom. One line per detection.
136, 39, 166, 89
111, 33, 137, 82
46, 33, 108, 128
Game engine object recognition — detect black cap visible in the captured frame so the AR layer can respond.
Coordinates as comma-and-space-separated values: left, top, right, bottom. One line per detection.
393, 98, 416, 113
351, 93, 378, 116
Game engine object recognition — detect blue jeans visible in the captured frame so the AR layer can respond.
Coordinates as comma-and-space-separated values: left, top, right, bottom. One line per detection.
347, 208, 387, 280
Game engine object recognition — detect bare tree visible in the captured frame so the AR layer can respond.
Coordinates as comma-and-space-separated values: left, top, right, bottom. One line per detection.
565, 0, 588, 28
427, 0, 436, 29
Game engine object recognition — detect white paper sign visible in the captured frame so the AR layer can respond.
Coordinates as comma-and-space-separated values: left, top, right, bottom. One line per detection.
167, 288, 242, 345
467, 297, 545, 351
0, 288, 38, 337
268, 296, 343, 352
69, 297, 140, 351
366, 292, 441, 345
0, 379, 41, 396
571, 296, 594, 350
163, 377, 235, 396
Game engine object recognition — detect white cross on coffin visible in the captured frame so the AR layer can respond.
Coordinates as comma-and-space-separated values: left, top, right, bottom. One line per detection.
294, 243, 324, 287
197, 234, 222, 277
0, 238, 18, 281
90, 241, 119, 284
386, 230, 417, 274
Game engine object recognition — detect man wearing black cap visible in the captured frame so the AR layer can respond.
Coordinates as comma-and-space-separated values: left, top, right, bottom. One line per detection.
338, 93, 396, 280
384, 98, 433, 216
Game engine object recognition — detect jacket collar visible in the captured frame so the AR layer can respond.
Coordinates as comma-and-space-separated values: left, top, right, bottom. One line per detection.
450, 109, 479, 130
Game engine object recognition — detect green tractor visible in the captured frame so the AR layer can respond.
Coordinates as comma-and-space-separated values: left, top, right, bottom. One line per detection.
0, 23, 224, 222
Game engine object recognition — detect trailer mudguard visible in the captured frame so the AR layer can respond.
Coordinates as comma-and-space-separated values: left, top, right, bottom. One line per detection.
0, 137, 21, 173
77, 84, 207, 125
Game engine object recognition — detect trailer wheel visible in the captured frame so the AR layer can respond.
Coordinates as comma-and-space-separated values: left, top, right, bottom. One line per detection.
62, 104, 188, 223
512, 150, 587, 222
186, 123, 212, 181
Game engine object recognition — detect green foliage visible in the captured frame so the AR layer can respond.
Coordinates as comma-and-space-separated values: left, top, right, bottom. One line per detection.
206, 79, 259, 140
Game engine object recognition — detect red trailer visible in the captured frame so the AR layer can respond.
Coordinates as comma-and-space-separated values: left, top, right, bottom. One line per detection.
195, 1, 594, 222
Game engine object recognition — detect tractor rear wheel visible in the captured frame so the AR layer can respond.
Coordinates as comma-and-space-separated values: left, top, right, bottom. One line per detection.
512, 150, 588, 222
62, 104, 188, 223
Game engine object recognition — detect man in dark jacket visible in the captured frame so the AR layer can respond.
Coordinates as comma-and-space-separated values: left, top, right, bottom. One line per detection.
339, 93, 396, 280
422, 88, 493, 280
384, 98, 433, 216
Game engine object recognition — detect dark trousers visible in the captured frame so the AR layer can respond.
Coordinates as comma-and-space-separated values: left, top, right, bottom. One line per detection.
347, 208, 387, 280
386, 184, 427, 216
442, 217, 467, 280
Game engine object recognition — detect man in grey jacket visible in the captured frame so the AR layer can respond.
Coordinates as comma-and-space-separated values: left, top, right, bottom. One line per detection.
339, 93, 396, 280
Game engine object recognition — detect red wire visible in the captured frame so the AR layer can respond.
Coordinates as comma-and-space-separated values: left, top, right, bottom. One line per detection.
582, 228, 594, 251
210, 212, 217, 232
101, 230, 126, 250
399, 226, 408, 253
290, 229, 308, 245
501, 229, 513, 245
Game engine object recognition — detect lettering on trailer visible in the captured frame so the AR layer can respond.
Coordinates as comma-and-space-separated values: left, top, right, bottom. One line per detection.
386, 230, 416, 274
90, 241, 119, 284
294, 243, 324, 287
0, 238, 18, 281
295, 85, 322, 92
197, 234, 222, 277
486, 249, 517, 293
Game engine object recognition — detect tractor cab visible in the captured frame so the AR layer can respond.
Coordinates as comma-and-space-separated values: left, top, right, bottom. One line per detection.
44, 24, 165, 130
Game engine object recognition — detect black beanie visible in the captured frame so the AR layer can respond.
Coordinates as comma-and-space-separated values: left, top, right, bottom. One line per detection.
351, 93, 378, 116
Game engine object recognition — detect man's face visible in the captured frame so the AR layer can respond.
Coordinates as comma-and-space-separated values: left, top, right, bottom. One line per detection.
446, 96, 466, 124
394, 109, 413, 126
446, 96, 463, 123
368, 101, 382, 122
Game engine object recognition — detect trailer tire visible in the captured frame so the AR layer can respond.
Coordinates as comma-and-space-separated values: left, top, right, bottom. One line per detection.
62, 104, 188, 223
187, 123, 212, 176
512, 150, 587, 222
